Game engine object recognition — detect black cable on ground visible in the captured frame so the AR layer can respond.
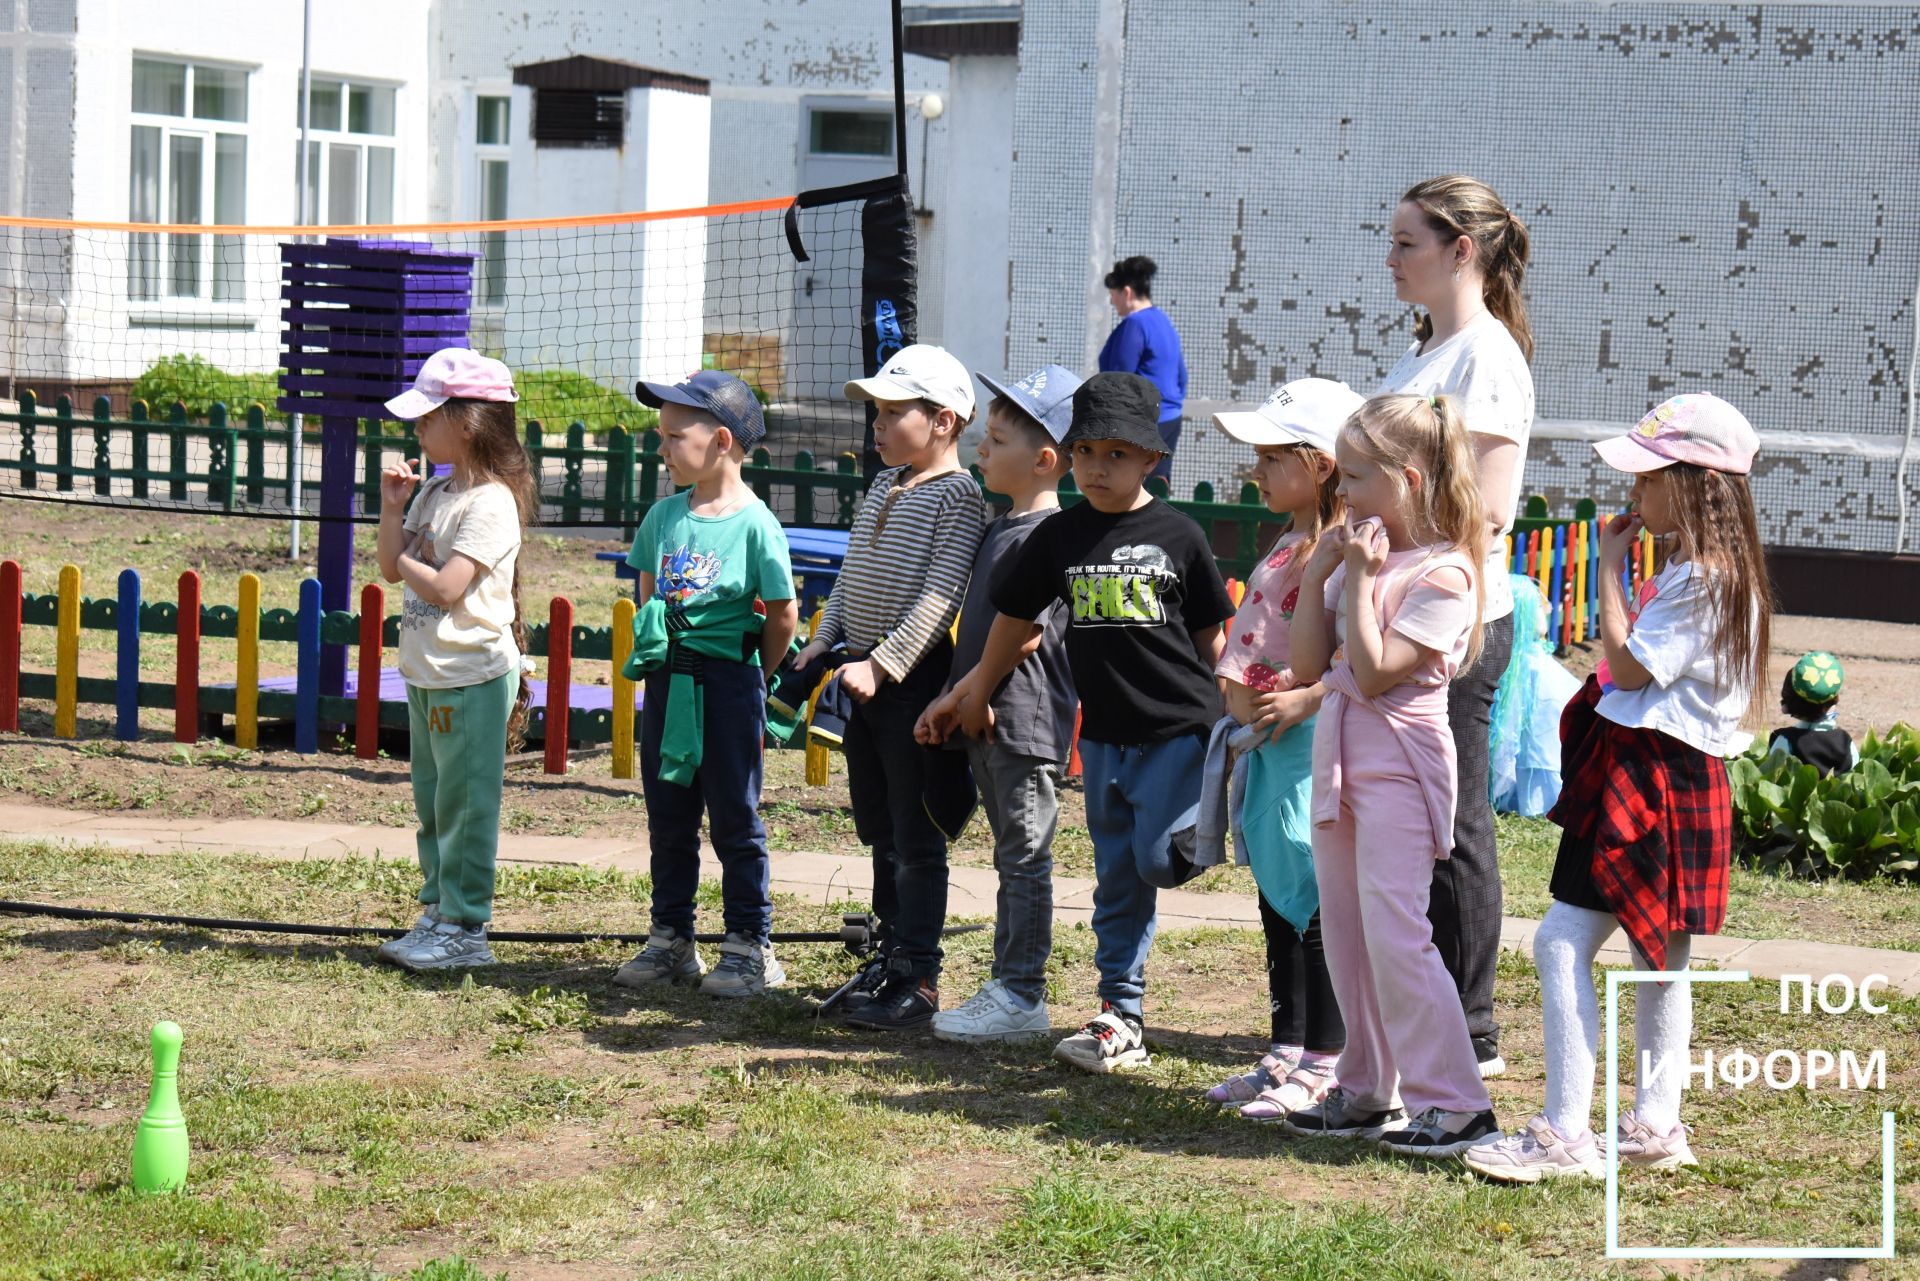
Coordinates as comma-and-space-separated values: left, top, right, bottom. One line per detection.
0, 900, 983, 948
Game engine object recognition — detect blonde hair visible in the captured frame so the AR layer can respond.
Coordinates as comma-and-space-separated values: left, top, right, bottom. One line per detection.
1340, 392, 1488, 664
1402, 175, 1533, 363
1266, 442, 1343, 562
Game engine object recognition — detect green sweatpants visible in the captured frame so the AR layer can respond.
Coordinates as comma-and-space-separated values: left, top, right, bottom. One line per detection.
407, 671, 516, 925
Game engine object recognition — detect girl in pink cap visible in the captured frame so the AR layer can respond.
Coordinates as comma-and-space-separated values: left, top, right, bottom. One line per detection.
373, 347, 535, 972
1468, 392, 1771, 1182
1286, 392, 1499, 1158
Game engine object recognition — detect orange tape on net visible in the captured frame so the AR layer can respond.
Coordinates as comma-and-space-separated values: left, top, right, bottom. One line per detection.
0, 195, 795, 238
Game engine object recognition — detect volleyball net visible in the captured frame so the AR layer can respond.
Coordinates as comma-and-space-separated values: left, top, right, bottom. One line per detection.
0, 174, 916, 525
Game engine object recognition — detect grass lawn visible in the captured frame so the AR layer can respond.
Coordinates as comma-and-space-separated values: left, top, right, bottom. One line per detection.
3, 839, 1917, 1280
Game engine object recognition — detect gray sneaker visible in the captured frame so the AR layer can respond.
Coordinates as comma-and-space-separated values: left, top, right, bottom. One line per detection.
377, 905, 442, 965
612, 927, 707, 988
394, 920, 496, 972
700, 933, 787, 998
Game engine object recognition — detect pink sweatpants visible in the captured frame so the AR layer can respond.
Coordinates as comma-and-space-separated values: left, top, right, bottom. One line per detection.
1314, 697, 1492, 1116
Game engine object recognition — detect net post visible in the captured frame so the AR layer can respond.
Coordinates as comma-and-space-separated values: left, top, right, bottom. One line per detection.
891, 0, 909, 179
167, 401, 189, 501
244, 403, 265, 506
317, 414, 357, 702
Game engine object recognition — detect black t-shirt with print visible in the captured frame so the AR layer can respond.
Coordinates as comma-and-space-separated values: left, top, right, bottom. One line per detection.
992, 498, 1236, 745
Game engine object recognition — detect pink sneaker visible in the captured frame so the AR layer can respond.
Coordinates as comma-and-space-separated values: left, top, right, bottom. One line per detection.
1239, 1060, 1337, 1123
1463, 1114, 1603, 1183
1204, 1048, 1299, 1110
1613, 1109, 1697, 1169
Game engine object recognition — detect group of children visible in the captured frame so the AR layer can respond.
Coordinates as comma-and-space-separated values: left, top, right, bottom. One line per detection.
365, 330, 1782, 1180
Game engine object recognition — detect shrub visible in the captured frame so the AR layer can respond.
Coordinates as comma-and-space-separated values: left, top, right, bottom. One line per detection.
516, 369, 656, 438
130, 354, 280, 420
1730, 724, 1920, 881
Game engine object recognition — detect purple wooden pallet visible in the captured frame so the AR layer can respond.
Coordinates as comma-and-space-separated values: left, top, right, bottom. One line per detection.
282, 265, 474, 286
282, 307, 470, 333
283, 334, 447, 355
281, 285, 472, 310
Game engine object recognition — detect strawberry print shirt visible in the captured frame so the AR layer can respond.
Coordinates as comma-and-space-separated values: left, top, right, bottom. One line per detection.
1216, 531, 1309, 692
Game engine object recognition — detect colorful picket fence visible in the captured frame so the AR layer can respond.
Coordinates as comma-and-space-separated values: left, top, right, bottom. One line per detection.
0, 559, 643, 779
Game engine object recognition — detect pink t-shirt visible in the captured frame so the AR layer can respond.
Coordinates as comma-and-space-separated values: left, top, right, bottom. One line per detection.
1323, 545, 1477, 687
1216, 531, 1309, 692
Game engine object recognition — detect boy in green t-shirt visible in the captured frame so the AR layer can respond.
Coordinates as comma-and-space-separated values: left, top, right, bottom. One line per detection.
612, 371, 798, 997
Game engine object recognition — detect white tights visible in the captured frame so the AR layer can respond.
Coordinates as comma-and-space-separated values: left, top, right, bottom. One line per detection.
1534, 901, 1693, 1138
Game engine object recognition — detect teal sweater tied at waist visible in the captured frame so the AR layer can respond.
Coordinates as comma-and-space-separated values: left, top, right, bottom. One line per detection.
621, 596, 766, 787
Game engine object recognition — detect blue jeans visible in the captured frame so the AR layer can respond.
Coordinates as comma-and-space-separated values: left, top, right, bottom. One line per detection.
965, 739, 1059, 1005
1079, 734, 1207, 1018
640, 656, 773, 942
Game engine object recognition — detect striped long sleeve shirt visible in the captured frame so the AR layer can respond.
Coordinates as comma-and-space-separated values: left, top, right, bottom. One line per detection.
813, 465, 989, 682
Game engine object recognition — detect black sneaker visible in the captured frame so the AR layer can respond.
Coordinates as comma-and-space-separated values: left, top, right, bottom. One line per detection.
829, 955, 891, 1018
1280, 1086, 1406, 1140
846, 975, 939, 1031
1378, 1107, 1502, 1159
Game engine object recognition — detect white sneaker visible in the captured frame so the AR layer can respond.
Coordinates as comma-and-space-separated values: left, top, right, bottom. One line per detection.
612, 927, 707, 988
377, 906, 442, 965
1464, 1113, 1604, 1183
931, 979, 1051, 1044
1612, 1109, 1698, 1169
699, 933, 787, 998
1053, 1005, 1149, 1074
394, 920, 496, 972
1477, 1054, 1508, 1079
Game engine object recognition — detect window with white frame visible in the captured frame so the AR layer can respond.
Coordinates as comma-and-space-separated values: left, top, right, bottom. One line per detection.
474, 94, 510, 305
128, 57, 249, 302
295, 78, 398, 225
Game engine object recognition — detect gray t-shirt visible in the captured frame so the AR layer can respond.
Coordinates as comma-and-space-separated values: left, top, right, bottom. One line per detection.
951, 509, 1078, 764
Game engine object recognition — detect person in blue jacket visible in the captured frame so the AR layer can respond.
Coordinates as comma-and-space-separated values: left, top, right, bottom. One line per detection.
1099, 255, 1188, 482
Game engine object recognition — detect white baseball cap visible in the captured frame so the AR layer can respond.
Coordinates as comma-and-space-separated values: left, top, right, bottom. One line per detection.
1211, 378, 1363, 453
844, 343, 977, 420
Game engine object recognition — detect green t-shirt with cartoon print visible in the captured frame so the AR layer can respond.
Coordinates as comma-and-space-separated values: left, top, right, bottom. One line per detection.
626, 492, 795, 665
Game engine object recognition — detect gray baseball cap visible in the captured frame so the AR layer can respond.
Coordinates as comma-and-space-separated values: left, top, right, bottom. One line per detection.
635, 370, 766, 450
977, 364, 1084, 442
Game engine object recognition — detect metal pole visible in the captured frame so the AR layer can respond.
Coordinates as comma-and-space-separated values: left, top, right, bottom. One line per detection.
290, 0, 313, 561
890, 0, 908, 180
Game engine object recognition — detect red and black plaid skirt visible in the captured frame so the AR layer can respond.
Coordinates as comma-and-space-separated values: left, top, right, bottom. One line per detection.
1547, 677, 1732, 971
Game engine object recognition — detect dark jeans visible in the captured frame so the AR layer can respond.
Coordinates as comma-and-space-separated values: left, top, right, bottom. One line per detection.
843, 640, 955, 980
1150, 418, 1183, 483
641, 657, 773, 942
1261, 898, 1345, 1054
1430, 610, 1515, 1058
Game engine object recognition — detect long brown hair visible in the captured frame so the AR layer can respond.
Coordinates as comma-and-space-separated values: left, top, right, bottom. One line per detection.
442, 396, 537, 751
1403, 175, 1534, 362
1340, 393, 1488, 665
1660, 463, 1773, 700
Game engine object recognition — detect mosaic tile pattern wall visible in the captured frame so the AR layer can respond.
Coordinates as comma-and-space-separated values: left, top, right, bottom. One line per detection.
1010, 2, 1920, 553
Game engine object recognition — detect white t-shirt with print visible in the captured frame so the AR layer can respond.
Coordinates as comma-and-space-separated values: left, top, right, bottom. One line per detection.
398, 475, 523, 689
1595, 560, 1753, 757
1377, 311, 1535, 624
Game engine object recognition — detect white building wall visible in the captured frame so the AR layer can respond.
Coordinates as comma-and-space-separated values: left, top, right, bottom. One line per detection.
52, 0, 430, 383
925, 53, 1013, 384
1005, 0, 1920, 553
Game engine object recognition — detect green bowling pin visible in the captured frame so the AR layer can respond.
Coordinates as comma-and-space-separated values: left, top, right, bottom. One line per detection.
130, 1021, 188, 1193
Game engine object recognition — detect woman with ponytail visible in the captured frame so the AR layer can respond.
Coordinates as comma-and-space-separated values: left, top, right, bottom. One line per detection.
1379, 174, 1536, 1077
374, 348, 534, 973
1284, 393, 1500, 1159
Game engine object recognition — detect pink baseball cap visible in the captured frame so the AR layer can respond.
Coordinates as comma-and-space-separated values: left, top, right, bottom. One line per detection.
384, 348, 518, 420
1594, 393, 1759, 476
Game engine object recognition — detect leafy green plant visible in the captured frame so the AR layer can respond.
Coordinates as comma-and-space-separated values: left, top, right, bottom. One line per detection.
130, 354, 280, 420
1730, 724, 1920, 881
515, 368, 658, 437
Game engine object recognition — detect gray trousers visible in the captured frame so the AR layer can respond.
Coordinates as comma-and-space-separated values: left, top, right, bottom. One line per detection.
964, 738, 1060, 1006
